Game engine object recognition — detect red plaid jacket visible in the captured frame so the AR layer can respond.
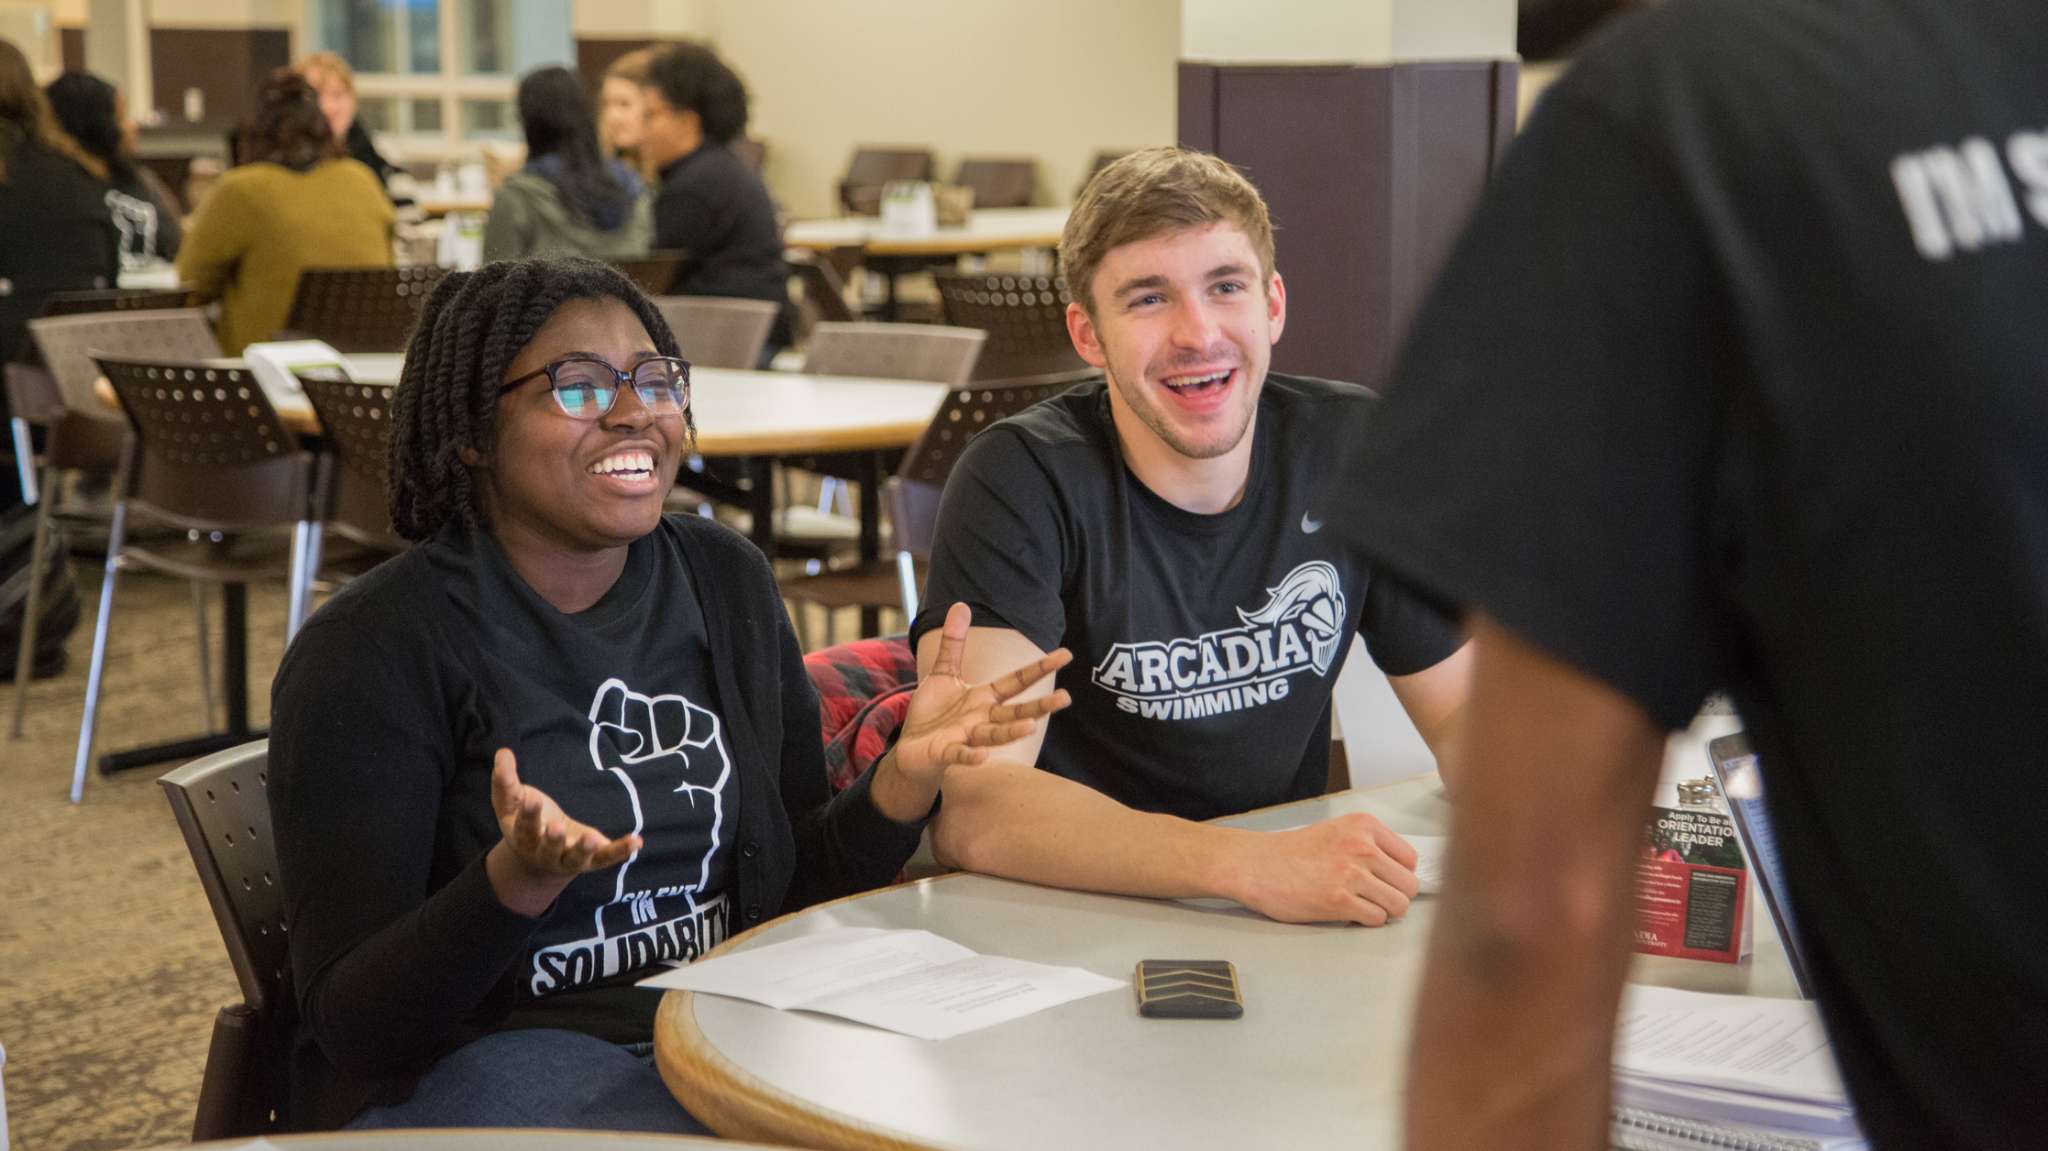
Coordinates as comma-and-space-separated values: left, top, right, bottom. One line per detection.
804, 636, 919, 793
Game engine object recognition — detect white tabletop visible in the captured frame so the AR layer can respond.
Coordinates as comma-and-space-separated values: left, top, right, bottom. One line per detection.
784, 206, 1069, 255
656, 775, 1800, 1151
162, 1131, 785, 1150
337, 360, 946, 457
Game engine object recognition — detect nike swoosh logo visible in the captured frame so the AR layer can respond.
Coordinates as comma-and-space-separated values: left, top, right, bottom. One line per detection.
1300, 512, 1323, 534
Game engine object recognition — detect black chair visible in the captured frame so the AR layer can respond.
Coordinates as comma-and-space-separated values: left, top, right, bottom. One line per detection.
953, 158, 1037, 209
933, 272, 1087, 380
297, 369, 408, 608
781, 369, 1095, 642
35, 288, 195, 319
282, 267, 445, 353
611, 250, 690, 296
838, 147, 934, 216
160, 741, 288, 1139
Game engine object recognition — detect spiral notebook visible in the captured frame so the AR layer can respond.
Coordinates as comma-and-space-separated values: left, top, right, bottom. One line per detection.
1610, 986, 1866, 1150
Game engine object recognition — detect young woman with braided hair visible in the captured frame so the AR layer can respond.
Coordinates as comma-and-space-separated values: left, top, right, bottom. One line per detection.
269, 257, 1071, 1132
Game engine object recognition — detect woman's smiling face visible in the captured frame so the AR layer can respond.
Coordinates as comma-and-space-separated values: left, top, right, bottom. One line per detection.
484, 296, 687, 555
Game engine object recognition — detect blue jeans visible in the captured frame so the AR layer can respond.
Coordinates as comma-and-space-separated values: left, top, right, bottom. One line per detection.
346, 1028, 709, 1134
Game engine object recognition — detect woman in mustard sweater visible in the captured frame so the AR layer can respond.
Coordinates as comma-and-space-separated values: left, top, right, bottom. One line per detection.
178, 69, 392, 353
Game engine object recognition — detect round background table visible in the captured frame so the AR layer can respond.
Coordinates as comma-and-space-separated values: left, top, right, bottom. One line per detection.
149, 1129, 787, 1150
654, 773, 1800, 1151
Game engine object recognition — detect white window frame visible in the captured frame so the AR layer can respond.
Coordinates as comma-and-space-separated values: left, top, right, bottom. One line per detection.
321, 0, 520, 163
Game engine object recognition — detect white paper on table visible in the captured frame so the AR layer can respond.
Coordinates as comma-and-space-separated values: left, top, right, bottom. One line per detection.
1615, 985, 1850, 1104
1397, 833, 1448, 895
638, 926, 1125, 1041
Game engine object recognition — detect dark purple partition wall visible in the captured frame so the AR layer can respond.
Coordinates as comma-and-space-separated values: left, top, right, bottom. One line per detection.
1178, 59, 1517, 392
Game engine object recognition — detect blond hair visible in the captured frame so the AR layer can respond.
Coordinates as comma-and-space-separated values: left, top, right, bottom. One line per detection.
296, 50, 355, 93
605, 46, 655, 84
1059, 146, 1275, 316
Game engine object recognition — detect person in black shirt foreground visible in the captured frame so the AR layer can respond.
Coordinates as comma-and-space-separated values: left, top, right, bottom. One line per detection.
268, 257, 1070, 1132
1342, 2, 2048, 1148
639, 42, 790, 357
909, 148, 1472, 928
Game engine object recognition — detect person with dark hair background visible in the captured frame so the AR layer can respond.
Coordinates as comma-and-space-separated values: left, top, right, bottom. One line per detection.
176, 68, 392, 353
44, 69, 183, 268
0, 38, 117, 379
639, 42, 789, 355
267, 256, 1069, 1132
484, 66, 649, 263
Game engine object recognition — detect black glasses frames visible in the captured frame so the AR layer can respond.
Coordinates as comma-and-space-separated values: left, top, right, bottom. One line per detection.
499, 354, 692, 420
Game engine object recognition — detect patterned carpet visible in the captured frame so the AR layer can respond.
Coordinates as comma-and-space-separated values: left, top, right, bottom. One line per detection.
4, 568, 292, 1151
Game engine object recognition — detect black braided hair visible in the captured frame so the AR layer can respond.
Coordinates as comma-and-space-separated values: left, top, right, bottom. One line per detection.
386, 256, 694, 541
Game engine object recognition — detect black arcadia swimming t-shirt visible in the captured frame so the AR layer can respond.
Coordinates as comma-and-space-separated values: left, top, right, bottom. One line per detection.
913, 373, 1462, 822
1346, 1, 2048, 1147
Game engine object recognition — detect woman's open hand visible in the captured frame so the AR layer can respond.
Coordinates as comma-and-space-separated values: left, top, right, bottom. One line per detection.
891, 603, 1073, 792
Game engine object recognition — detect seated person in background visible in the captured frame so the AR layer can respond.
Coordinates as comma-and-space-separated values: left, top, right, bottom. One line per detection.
44, 69, 183, 268
0, 38, 117, 376
298, 51, 399, 189
639, 42, 790, 356
600, 47, 656, 180
269, 257, 1068, 1132
912, 148, 1473, 927
483, 66, 650, 263
177, 69, 393, 354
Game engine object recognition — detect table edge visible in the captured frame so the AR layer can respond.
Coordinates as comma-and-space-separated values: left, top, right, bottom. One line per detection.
654, 774, 1440, 1150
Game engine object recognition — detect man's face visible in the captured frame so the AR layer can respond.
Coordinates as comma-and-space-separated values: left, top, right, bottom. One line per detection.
1067, 221, 1285, 463
637, 87, 700, 169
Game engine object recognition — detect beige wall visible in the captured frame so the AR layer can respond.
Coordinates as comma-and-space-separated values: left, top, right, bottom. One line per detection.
573, 0, 709, 38
709, 0, 1179, 218
148, 0, 296, 27
1182, 0, 1514, 64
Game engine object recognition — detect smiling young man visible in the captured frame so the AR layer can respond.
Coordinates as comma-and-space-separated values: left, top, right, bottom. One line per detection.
907, 147, 1472, 926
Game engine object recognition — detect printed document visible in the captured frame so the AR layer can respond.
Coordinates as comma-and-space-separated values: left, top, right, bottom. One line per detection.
638, 926, 1124, 1040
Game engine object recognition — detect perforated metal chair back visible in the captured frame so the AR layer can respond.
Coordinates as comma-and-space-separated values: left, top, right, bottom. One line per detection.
35, 287, 195, 320
933, 272, 1086, 380
611, 251, 688, 296
159, 741, 286, 1015
97, 356, 310, 527
283, 266, 443, 353
653, 295, 779, 369
953, 158, 1037, 209
298, 369, 400, 545
804, 322, 987, 386
897, 368, 1096, 494
839, 147, 935, 215
29, 308, 221, 416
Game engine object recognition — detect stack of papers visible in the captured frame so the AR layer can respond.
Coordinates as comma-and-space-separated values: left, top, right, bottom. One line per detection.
1612, 985, 1866, 1150
639, 926, 1123, 1040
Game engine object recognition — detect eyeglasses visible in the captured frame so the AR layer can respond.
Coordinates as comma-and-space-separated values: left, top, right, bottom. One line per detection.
499, 355, 692, 420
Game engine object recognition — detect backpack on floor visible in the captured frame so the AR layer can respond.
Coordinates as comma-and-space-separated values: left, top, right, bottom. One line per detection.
0, 502, 80, 682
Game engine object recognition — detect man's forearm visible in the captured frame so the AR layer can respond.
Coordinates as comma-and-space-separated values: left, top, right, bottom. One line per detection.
931, 760, 1255, 901
1405, 617, 1665, 1150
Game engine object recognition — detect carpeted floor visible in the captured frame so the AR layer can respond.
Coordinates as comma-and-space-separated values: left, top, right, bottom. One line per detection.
4, 569, 292, 1151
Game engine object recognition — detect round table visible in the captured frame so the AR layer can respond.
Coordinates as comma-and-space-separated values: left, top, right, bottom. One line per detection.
783, 207, 1069, 258
150, 1129, 786, 1150
653, 774, 1800, 1151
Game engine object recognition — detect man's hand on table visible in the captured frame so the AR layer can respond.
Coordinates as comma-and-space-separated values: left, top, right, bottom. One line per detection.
1215, 813, 1420, 926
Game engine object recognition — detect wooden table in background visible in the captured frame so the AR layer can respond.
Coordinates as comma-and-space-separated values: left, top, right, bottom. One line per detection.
784, 206, 1070, 319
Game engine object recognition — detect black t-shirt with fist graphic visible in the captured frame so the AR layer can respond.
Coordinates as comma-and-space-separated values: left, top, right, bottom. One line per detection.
270, 514, 923, 1130
910, 374, 1464, 822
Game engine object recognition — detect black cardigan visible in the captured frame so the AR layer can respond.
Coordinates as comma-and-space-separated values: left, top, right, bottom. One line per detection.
268, 514, 926, 1129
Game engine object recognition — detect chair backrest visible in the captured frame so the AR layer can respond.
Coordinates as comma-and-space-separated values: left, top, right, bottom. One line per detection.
653, 296, 780, 370
788, 251, 858, 328
611, 250, 689, 297
839, 147, 934, 215
298, 369, 401, 546
36, 288, 195, 320
891, 368, 1097, 554
29, 308, 222, 417
283, 266, 445, 353
804, 322, 988, 386
730, 136, 767, 175
159, 741, 287, 1016
98, 355, 310, 527
3, 363, 63, 429
953, 158, 1037, 209
932, 272, 1087, 380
